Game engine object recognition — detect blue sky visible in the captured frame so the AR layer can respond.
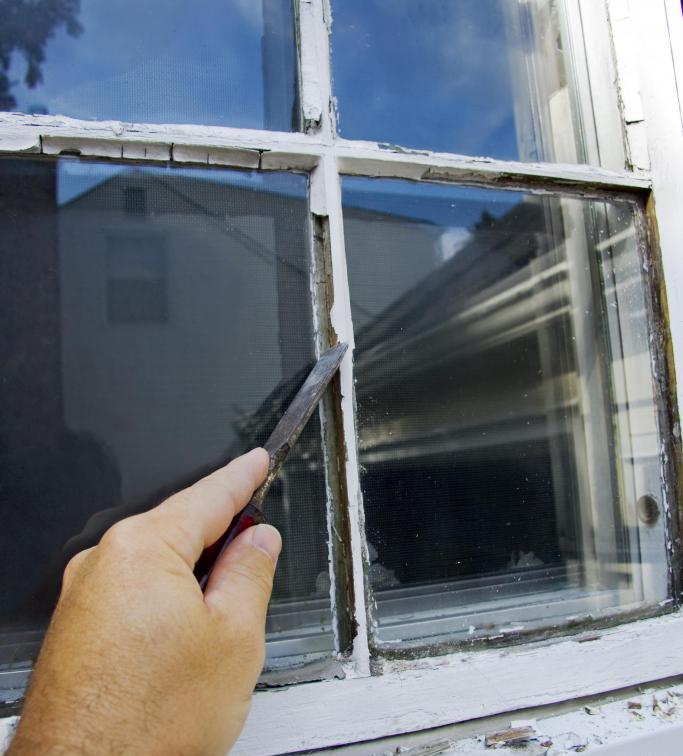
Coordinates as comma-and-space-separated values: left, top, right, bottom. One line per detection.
342, 177, 522, 229
332, 0, 523, 160
7, 0, 295, 129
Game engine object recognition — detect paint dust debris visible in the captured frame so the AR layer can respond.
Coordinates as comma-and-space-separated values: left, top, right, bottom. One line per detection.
392, 738, 453, 756
651, 692, 679, 719
484, 725, 537, 747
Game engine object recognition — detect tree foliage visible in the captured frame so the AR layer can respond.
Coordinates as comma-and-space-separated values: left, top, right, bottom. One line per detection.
0, 0, 82, 110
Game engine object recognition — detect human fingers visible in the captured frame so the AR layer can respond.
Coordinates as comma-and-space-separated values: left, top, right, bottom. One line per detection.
142, 448, 269, 568
61, 546, 96, 591
204, 523, 281, 627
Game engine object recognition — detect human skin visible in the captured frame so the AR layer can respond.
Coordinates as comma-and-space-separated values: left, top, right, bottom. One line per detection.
8, 447, 279, 756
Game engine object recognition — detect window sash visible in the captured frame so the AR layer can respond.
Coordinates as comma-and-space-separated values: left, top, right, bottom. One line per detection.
0, 0, 682, 750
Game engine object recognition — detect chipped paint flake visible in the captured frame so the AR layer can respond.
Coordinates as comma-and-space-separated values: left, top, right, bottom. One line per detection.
42, 135, 123, 158
171, 143, 260, 169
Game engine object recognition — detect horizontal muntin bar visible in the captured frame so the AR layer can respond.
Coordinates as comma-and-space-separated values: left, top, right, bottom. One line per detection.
0, 113, 652, 193
335, 141, 652, 194
0, 113, 321, 172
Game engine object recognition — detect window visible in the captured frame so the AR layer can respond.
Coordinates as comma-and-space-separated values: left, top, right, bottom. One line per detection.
1, 0, 682, 752
343, 178, 667, 645
0, 0, 300, 130
332, 0, 621, 165
106, 236, 167, 323
0, 158, 331, 671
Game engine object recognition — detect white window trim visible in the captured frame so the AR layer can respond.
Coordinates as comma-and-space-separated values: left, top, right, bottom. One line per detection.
1, 1, 682, 753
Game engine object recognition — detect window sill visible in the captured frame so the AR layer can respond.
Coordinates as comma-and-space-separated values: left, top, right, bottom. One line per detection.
231, 609, 683, 754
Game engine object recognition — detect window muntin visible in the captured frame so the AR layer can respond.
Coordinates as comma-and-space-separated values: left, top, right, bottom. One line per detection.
342, 177, 667, 645
1, 0, 299, 130
0, 158, 332, 667
332, 0, 619, 166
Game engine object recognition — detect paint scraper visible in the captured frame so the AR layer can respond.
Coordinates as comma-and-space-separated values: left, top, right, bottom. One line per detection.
194, 342, 348, 591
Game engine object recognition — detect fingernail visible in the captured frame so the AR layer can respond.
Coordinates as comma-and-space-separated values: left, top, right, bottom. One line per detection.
243, 447, 270, 475
245, 447, 268, 462
250, 524, 282, 565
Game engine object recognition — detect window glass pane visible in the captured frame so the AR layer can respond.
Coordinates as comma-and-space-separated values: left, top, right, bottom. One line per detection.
1, 0, 299, 130
342, 177, 668, 645
0, 159, 332, 672
332, 0, 615, 164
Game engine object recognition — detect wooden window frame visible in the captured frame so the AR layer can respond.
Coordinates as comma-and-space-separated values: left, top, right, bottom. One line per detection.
1, 1, 682, 753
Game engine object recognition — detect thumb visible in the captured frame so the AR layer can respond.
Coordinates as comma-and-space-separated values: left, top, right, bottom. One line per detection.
204, 523, 282, 623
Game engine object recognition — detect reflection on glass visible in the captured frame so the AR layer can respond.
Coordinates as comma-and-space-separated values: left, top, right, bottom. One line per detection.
0, 159, 331, 669
1, 0, 299, 130
343, 177, 667, 644
332, 0, 606, 163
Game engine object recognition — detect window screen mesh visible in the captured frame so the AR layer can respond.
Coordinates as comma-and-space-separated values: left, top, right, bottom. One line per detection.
0, 159, 331, 665
1, 0, 299, 131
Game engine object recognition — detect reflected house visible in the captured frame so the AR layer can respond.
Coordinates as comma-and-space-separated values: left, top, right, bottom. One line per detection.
0, 165, 658, 653
345, 193, 659, 626
349, 199, 579, 592
56, 170, 330, 611
0, 167, 329, 649
57, 174, 655, 622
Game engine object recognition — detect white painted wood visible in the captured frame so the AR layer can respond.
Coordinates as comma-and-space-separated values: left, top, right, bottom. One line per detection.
231, 611, 683, 754
297, 0, 331, 134
334, 142, 651, 191
607, 0, 650, 171
0, 718, 17, 754
170, 144, 260, 169
664, 0, 683, 134
121, 142, 172, 162
0, 113, 322, 170
41, 135, 126, 159
1, 4, 682, 754
0, 113, 650, 191
628, 0, 683, 419
311, 154, 371, 678
576, 0, 628, 171
591, 724, 683, 756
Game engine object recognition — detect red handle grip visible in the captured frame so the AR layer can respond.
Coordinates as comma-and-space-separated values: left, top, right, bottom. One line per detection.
194, 501, 267, 591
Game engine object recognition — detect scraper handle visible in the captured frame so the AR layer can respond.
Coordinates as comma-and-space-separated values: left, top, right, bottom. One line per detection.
194, 501, 267, 592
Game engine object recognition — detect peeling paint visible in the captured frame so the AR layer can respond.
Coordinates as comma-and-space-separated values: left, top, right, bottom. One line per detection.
230, 612, 683, 753
298, 0, 324, 131
309, 207, 357, 657
642, 194, 683, 600
259, 151, 318, 171
0, 1, 681, 753
42, 135, 123, 158
312, 154, 370, 679
171, 143, 260, 169
0, 132, 40, 153
120, 142, 170, 161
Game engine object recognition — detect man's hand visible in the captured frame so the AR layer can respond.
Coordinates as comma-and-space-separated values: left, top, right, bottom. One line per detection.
9, 448, 280, 756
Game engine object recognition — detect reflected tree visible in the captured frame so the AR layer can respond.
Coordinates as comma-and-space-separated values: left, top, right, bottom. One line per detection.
0, 0, 82, 110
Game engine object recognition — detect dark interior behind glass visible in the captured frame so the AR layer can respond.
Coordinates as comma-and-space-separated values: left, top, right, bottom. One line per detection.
0, 158, 331, 671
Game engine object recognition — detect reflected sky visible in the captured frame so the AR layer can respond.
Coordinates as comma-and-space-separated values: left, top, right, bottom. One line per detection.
342, 177, 665, 642
342, 176, 517, 227
5, 0, 297, 129
332, 0, 520, 159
